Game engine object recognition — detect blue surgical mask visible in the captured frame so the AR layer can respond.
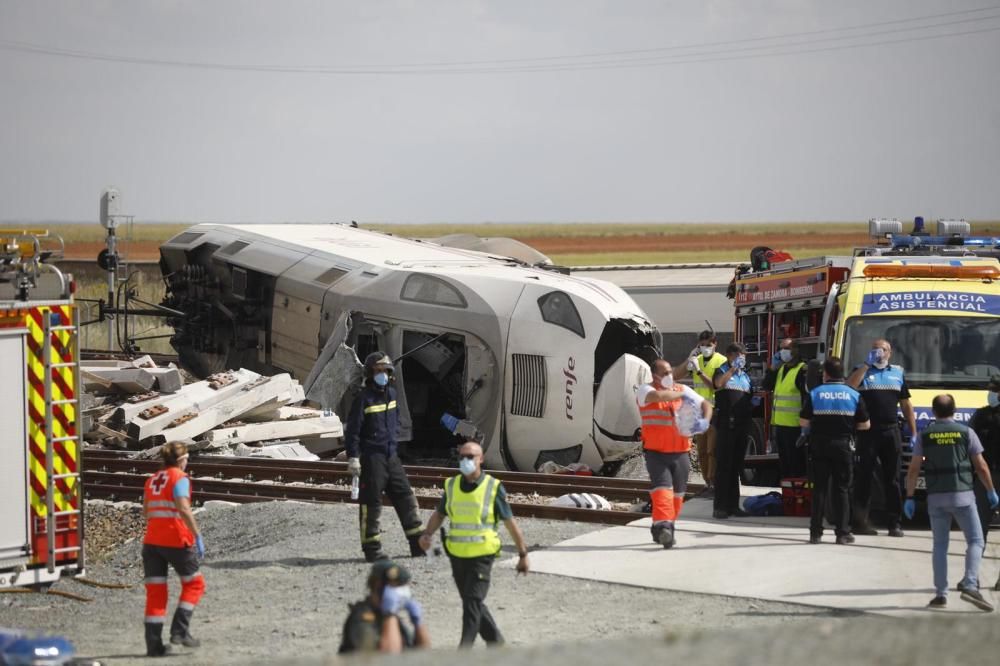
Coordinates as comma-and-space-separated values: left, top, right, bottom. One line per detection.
373, 372, 389, 387
779, 349, 792, 363
459, 458, 477, 475
989, 391, 999, 408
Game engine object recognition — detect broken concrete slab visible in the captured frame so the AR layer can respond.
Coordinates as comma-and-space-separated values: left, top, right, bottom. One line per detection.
126, 369, 263, 441
83, 367, 157, 394
147, 373, 301, 446
236, 441, 319, 461
203, 410, 342, 447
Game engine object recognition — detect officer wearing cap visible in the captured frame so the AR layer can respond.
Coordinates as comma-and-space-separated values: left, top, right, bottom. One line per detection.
345, 351, 424, 562
338, 560, 430, 654
970, 374, 1000, 590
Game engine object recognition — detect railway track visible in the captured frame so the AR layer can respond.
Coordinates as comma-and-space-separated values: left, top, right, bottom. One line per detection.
82, 449, 680, 525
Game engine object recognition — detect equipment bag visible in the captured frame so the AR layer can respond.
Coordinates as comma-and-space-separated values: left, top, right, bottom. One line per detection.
742, 491, 785, 516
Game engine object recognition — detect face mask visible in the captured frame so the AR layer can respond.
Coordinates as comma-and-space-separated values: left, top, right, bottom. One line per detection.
988, 392, 999, 408
660, 373, 673, 386
779, 349, 792, 363
459, 458, 477, 475
700, 346, 713, 358
373, 372, 389, 387
873, 358, 889, 370
391, 585, 412, 601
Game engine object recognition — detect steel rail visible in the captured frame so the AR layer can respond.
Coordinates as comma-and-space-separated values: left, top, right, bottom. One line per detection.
82, 471, 649, 526
82, 448, 677, 494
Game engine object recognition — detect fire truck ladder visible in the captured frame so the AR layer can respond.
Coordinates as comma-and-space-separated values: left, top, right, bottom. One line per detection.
42, 310, 84, 574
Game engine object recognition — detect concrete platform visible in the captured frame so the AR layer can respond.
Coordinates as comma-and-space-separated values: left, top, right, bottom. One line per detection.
524, 490, 1000, 617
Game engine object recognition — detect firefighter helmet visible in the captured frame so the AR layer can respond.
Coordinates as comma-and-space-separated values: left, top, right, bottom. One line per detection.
363, 351, 393, 376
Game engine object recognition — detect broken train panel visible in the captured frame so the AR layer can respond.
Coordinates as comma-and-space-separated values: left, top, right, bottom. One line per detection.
159, 223, 659, 473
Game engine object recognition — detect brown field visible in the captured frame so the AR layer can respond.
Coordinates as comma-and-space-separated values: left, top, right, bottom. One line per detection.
62, 229, 873, 263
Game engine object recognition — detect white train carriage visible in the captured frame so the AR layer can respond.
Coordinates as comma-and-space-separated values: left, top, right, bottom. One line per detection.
159, 224, 658, 473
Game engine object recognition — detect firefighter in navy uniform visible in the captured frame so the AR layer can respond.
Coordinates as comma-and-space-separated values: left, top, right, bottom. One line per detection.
345, 352, 424, 562
846, 338, 917, 537
799, 358, 870, 544
712, 343, 754, 519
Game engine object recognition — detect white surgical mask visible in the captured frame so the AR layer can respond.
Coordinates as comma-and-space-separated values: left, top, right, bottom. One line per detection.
700, 346, 713, 358
779, 349, 792, 363
988, 391, 999, 408
873, 359, 889, 370
373, 372, 389, 387
459, 458, 477, 475
661, 373, 673, 386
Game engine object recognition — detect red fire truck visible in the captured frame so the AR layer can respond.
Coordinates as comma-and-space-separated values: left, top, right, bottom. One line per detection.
0, 230, 84, 589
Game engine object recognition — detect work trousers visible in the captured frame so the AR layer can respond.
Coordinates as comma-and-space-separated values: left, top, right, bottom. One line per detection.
775, 425, 807, 479
809, 437, 854, 538
693, 425, 717, 486
714, 421, 750, 515
449, 554, 504, 647
929, 502, 984, 597
855, 426, 903, 527
644, 449, 689, 528
142, 543, 205, 627
358, 453, 423, 556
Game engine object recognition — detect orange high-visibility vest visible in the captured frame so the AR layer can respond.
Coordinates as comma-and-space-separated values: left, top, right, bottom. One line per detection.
143, 467, 195, 548
640, 385, 690, 453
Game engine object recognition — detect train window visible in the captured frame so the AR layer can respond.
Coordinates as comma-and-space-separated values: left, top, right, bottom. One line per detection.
537, 291, 585, 338
400, 274, 467, 308
315, 267, 348, 285
219, 240, 250, 255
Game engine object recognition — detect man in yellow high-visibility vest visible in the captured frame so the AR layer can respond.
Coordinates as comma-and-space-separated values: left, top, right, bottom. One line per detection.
677, 331, 727, 494
418, 441, 529, 647
763, 338, 808, 479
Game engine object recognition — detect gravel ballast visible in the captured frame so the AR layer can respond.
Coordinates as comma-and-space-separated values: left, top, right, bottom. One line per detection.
2, 499, 876, 665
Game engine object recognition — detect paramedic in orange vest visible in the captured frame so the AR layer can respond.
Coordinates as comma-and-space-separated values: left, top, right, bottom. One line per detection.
142, 441, 206, 657
637, 359, 712, 548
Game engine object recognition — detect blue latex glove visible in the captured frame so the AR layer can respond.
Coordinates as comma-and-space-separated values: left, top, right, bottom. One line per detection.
195, 534, 205, 559
440, 413, 459, 433
404, 598, 423, 627
907, 433, 918, 451
380, 585, 405, 615
692, 417, 710, 435
751, 395, 762, 408
903, 498, 916, 520
771, 352, 782, 368
866, 349, 881, 366
733, 356, 746, 370
988, 489, 999, 509
795, 426, 810, 449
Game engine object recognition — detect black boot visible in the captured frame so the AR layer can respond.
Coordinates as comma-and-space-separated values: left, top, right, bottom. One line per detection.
364, 548, 388, 563
145, 622, 171, 657
170, 607, 201, 648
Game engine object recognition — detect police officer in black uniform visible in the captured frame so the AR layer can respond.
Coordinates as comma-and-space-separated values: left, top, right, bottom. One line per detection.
970, 374, 1000, 590
846, 338, 917, 537
345, 352, 424, 562
712, 343, 754, 519
800, 357, 870, 545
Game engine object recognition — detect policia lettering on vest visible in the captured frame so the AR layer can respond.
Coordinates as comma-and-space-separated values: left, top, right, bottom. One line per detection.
799, 358, 870, 545
417, 441, 530, 648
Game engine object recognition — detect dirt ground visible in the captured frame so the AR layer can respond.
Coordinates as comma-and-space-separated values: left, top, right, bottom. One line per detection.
62, 231, 870, 262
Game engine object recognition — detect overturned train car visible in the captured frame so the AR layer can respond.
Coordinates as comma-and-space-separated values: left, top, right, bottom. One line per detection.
159, 224, 658, 474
